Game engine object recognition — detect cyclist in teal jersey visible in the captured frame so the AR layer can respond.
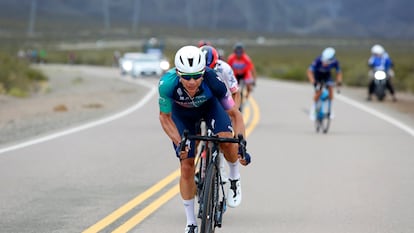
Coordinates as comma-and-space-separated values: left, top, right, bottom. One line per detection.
158, 45, 250, 233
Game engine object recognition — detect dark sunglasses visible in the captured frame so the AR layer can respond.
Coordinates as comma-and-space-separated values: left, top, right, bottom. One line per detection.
177, 70, 204, 80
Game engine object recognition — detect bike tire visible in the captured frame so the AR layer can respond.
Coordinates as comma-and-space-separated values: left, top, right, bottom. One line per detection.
200, 162, 218, 233
315, 119, 321, 133
315, 100, 331, 134
322, 116, 331, 134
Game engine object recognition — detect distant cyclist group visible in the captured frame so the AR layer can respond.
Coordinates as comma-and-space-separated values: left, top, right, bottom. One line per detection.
158, 39, 397, 232
307, 44, 397, 125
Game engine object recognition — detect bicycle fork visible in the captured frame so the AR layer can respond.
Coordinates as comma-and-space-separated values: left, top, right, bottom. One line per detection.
316, 99, 332, 118
215, 155, 227, 228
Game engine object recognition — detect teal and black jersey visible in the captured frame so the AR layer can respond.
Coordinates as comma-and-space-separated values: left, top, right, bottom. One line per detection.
158, 67, 234, 114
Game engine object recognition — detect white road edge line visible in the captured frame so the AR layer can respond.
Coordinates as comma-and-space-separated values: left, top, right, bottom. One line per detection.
268, 79, 414, 137
336, 94, 414, 137
0, 80, 157, 155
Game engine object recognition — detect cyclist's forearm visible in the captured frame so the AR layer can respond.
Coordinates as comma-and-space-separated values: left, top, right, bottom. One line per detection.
159, 112, 181, 145
252, 68, 257, 79
232, 92, 241, 109
228, 108, 245, 137
307, 69, 315, 83
336, 72, 343, 83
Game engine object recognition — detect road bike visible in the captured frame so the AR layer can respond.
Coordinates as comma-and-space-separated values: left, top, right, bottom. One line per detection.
179, 122, 247, 233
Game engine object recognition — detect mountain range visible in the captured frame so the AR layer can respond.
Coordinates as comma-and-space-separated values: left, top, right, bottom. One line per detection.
1, 0, 413, 39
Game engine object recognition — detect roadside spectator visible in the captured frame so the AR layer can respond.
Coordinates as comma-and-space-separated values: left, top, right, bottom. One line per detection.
39, 49, 47, 63
113, 50, 121, 67
68, 51, 76, 65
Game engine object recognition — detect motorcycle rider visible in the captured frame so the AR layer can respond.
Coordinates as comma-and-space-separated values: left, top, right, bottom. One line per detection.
367, 44, 397, 101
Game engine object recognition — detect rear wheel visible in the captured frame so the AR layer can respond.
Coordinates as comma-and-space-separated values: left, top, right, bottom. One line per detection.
315, 119, 321, 133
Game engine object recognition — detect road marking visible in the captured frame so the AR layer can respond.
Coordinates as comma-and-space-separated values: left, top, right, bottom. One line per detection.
82, 170, 180, 233
267, 79, 414, 138
0, 84, 157, 155
86, 97, 261, 233
246, 97, 260, 136
243, 102, 251, 124
336, 94, 414, 137
112, 184, 180, 233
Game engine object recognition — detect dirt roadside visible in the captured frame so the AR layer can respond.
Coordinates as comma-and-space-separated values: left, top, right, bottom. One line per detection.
0, 64, 153, 146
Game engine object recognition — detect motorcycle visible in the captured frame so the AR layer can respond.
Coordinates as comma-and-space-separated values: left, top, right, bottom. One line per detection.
372, 69, 388, 101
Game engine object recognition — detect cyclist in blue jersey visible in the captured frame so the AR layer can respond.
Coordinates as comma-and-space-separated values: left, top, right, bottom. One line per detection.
307, 47, 343, 120
367, 44, 397, 101
158, 45, 250, 233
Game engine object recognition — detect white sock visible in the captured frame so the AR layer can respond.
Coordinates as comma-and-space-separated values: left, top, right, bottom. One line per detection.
227, 160, 240, 180
183, 198, 197, 225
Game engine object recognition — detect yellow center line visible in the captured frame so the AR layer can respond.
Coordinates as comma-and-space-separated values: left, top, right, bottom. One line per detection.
243, 102, 252, 125
82, 170, 180, 233
83, 97, 260, 233
112, 184, 180, 233
246, 97, 260, 136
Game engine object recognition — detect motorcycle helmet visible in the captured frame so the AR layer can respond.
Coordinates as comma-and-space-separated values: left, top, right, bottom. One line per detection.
371, 44, 385, 55
200, 45, 219, 69
174, 46, 206, 74
321, 47, 336, 63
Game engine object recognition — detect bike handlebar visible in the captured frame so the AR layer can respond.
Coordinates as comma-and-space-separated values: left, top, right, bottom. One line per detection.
179, 129, 247, 159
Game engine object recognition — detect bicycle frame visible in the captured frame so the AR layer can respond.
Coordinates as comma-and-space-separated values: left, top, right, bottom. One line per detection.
315, 84, 332, 134
179, 128, 246, 232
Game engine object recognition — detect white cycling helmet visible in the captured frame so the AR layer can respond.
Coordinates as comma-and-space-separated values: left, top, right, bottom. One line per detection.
371, 44, 385, 55
174, 45, 206, 74
321, 47, 335, 62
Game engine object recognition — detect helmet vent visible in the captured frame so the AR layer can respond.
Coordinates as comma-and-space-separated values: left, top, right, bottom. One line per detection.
188, 58, 194, 67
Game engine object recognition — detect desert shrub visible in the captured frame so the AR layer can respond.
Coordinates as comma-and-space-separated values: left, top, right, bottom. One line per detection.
0, 52, 48, 97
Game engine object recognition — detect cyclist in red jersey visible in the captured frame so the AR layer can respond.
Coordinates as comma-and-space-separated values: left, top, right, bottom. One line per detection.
227, 42, 257, 99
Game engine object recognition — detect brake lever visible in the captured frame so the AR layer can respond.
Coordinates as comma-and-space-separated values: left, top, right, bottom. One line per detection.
237, 134, 247, 159
179, 130, 189, 152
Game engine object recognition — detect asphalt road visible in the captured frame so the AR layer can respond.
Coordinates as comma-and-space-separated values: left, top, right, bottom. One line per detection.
1, 75, 413, 233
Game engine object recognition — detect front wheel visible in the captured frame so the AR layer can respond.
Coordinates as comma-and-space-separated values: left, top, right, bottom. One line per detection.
200, 163, 217, 233
321, 116, 331, 134
315, 105, 331, 134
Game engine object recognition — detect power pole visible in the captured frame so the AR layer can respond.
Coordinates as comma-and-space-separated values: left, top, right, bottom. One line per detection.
27, 0, 37, 37
103, 0, 110, 31
211, 0, 219, 30
233, 0, 254, 31
186, 0, 193, 29
132, 0, 141, 33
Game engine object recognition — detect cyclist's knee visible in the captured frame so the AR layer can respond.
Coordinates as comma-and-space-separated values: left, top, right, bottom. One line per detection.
180, 159, 195, 179
314, 92, 321, 101
328, 89, 334, 99
220, 144, 238, 163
